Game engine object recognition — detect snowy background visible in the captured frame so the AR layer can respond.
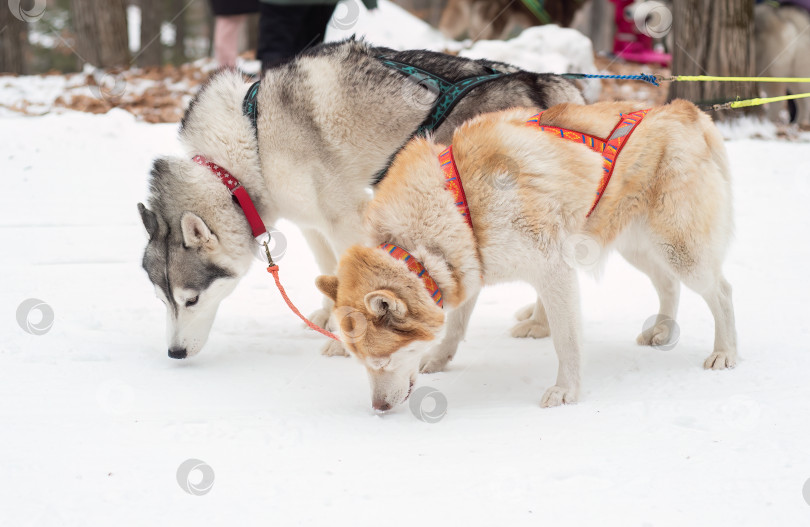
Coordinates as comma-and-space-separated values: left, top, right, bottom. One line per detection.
2, 2, 810, 526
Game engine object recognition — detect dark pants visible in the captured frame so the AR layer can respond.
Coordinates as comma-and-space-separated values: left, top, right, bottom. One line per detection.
258, 3, 336, 70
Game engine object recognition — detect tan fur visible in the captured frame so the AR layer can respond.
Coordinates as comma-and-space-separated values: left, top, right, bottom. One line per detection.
317, 246, 445, 359
320, 99, 737, 410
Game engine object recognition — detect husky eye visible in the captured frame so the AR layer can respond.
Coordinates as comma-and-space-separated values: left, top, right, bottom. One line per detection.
185, 296, 199, 307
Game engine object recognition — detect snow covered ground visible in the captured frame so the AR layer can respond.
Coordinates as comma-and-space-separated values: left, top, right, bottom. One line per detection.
2, 2, 810, 523
2, 101, 810, 526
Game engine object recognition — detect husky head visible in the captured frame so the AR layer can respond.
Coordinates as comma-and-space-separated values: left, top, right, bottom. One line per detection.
139, 157, 256, 359
316, 246, 445, 411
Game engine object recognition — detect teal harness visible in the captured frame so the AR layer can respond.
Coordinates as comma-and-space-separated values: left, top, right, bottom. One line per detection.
240, 57, 511, 183
372, 57, 510, 183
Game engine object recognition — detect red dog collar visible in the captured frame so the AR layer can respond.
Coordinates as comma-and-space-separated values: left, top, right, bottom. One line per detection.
192, 155, 268, 242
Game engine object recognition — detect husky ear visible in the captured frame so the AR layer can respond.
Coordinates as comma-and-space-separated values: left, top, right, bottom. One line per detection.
138, 203, 159, 240
315, 275, 339, 302
180, 212, 217, 250
364, 290, 407, 318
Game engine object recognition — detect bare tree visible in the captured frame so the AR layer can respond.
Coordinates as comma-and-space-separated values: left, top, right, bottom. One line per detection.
668, 0, 758, 116
138, 0, 163, 67
171, 0, 187, 65
0, 4, 29, 73
70, 0, 130, 68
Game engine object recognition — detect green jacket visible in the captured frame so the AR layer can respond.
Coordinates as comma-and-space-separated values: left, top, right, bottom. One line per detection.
260, 0, 377, 8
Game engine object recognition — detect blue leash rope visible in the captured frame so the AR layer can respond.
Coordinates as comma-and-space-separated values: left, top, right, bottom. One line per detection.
561, 73, 660, 87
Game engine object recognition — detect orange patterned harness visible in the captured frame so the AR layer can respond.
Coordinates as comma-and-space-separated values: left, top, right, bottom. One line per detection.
526, 109, 650, 216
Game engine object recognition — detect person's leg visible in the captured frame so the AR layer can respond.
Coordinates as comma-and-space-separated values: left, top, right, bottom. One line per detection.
295, 4, 337, 52
258, 3, 307, 70
214, 15, 248, 69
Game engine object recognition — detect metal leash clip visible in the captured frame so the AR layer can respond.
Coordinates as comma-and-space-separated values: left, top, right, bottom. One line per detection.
255, 232, 275, 266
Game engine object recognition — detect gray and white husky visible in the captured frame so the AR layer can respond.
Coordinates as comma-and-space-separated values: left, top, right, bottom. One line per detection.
138, 38, 584, 359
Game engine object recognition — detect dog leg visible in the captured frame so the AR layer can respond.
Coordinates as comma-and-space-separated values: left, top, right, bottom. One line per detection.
514, 303, 534, 321
420, 291, 480, 373
618, 245, 681, 348
695, 275, 738, 370
302, 228, 339, 327
537, 265, 581, 407
796, 85, 810, 130
510, 297, 551, 338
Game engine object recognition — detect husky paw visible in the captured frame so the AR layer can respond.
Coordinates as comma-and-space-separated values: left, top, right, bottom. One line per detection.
636, 323, 675, 347
321, 339, 348, 357
540, 385, 577, 408
515, 303, 535, 321
308, 307, 331, 329
703, 351, 737, 370
420, 355, 450, 374
510, 319, 550, 339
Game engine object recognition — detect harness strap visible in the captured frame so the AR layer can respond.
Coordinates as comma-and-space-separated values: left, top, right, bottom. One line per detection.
439, 145, 474, 229
526, 109, 650, 217
242, 80, 261, 134
372, 57, 510, 185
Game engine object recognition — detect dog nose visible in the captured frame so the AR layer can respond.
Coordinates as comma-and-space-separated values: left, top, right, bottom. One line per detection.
373, 400, 392, 412
168, 348, 187, 359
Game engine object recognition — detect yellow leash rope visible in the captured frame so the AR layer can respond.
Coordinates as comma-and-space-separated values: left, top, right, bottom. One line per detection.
706, 92, 810, 111
646, 74, 810, 110
660, 75, 810, 83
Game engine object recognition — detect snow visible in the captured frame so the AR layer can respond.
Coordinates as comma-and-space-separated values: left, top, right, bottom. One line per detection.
326, 0, 455, 52
2, 5, 810, 525
326, 0, 600, 101
458, 26, 602, 103
2, 103, 810, 525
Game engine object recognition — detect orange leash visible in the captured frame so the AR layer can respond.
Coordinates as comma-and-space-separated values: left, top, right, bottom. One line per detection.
266, 265, 341, 342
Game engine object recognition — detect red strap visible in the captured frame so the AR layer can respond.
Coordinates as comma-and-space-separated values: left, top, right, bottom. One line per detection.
191, 156, 339, 342
192, 155, 268, 239
438, 145, 474, 229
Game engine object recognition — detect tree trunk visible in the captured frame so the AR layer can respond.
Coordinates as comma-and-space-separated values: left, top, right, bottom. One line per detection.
138, 0, 163, 67
71, 0, 130, 68
171, 0, 187, 65
668, 0, 758, 117
0, 4, 28, 74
